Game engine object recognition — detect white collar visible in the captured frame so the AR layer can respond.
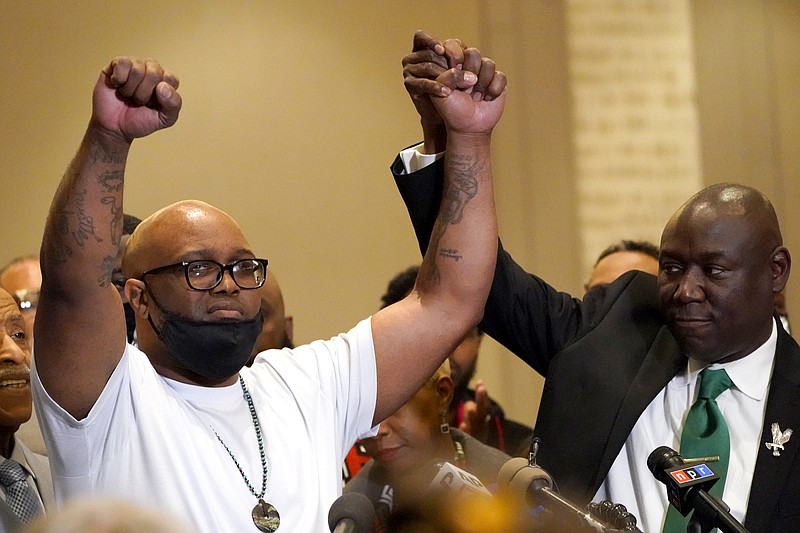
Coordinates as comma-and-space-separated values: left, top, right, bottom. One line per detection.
674, 319, 778, 401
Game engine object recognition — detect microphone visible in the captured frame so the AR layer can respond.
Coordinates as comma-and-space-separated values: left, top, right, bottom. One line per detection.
427, 460, 492, 499
328, 492, 375, 533
498, 457, 641, 531
647, 446, 749, 533
381, 461, 493, 532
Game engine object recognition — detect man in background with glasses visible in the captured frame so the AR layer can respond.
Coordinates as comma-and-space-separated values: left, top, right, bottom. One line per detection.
33, 45, 506, 533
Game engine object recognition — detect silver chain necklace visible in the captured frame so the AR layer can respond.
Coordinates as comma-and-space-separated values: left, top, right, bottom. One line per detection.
212, 375, 280, 532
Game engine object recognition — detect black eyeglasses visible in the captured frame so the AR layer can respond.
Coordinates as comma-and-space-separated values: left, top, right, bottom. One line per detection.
141, 258, 268, 291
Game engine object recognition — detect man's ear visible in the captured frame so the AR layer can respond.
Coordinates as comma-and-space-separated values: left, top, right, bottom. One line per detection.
771, 246, 791, 293
125, 279, 150, 317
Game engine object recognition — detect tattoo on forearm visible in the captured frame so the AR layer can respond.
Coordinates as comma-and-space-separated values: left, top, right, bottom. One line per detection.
44, 140, 127, 283
89, 144, 126, 165
439, 154, 480, 225
98, 170, 123, 192
65, 189, 103, 248
101, 197, 123, 246
98, 169, 124, 246
422, 153, 484, 284
439, 248, 462, 261
49, 215, 73, 264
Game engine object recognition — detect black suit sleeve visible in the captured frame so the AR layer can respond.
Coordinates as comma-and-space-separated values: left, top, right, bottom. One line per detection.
392, 154, 604, 377
390, 154, 442, 257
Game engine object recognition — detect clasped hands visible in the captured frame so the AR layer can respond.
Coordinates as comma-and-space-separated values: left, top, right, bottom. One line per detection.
402, 30, 507, 146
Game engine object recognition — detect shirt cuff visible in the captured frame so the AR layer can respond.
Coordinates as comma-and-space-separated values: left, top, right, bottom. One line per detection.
399, 143, 445, 174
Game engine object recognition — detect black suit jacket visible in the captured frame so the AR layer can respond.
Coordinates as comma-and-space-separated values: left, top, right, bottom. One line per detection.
392, 155, 800, 532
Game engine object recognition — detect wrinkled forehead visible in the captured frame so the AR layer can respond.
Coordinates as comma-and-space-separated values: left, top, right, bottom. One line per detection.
0, 288, 23, 322
660, 205, 772, 264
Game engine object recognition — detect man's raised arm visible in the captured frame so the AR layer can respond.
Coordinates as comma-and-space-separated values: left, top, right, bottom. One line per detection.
370, 40, 507, 424
36, 58, 181, 419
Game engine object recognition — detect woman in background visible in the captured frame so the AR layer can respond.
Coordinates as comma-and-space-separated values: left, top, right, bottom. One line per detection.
345, 360, 512, 531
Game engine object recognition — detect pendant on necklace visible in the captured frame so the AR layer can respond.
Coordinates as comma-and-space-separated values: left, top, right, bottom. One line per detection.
252, 499, 280, 532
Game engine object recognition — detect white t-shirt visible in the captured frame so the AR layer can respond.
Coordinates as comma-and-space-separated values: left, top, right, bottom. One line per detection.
32, 318, 378, 533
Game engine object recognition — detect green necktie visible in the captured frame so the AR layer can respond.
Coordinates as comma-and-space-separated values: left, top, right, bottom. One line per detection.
662, 368, 733, 533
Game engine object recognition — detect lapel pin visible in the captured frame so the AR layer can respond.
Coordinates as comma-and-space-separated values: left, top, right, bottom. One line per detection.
766, 422, 793, 456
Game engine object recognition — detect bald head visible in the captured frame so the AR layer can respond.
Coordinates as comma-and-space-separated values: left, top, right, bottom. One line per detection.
123, 200, 251, 279
665, 183, 782, 254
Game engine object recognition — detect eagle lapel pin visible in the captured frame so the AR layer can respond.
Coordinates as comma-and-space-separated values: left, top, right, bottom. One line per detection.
766, 422, 793, 457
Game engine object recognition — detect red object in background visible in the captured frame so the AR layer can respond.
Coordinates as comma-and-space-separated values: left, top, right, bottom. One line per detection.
342, 441, 372, 484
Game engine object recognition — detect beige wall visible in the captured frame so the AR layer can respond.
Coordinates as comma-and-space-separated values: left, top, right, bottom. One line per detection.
1, 1, 797, 429
691, 0, 800, 318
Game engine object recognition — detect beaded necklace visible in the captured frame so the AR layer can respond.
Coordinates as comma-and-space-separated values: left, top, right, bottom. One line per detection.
212, 375, 280, 532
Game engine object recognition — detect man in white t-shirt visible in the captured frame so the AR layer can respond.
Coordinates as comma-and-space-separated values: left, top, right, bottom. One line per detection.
33, 46, 508, 532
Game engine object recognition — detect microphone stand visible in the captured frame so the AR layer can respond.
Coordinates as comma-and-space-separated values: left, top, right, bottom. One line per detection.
533, 488, 612, 531
521, 439, 642, 532
687, 490, 749, 533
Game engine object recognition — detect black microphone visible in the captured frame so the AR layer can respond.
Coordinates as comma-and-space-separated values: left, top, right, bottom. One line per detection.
647, 446, 750, 533
328, 492, 375, 533
498, 457, 641, 532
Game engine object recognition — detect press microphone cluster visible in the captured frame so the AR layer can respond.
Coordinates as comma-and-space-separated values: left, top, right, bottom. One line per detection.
331, 461, 490, 532
647, 446, 749, 533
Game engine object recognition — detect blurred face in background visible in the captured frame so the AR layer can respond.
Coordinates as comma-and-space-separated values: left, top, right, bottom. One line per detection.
249, 273, 293, 364
585, 251, 659, 293
449, 327, 482, 393
361, 369, 454, 477
0, 258, 42, 343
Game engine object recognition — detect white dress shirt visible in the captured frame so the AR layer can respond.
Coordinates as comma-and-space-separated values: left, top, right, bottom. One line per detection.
595, 321, 778, 532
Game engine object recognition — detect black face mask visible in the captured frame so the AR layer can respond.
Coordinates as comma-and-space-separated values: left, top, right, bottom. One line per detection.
123, 302, 137, 343
146, 289, 264, 381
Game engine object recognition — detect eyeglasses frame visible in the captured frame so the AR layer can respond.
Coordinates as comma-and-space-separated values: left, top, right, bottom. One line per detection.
140, 258, 269, 291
